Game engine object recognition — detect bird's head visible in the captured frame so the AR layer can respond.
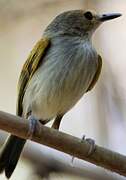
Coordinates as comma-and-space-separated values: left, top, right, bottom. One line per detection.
44, 10, 122, 38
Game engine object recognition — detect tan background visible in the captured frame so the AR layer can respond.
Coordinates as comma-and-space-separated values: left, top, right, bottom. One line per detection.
0, 0, 126, 179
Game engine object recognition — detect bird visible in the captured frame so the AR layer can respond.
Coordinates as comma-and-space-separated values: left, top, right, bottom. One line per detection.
0, 10, 121, 179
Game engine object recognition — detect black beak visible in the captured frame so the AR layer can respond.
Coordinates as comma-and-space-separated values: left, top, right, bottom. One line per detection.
100, 13, 122, 22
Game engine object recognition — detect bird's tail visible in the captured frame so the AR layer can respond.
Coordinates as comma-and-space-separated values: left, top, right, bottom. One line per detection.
0, 135, 26, 179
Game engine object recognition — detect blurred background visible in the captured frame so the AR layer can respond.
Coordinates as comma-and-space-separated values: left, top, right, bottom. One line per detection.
0, 0, 126, 179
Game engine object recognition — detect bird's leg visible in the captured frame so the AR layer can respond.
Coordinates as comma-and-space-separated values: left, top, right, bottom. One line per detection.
27, 114, 64, 138
51, 115, 64, 130
85, 136, 96, 156
71, 135, 96, 164
27, 115, 38, 139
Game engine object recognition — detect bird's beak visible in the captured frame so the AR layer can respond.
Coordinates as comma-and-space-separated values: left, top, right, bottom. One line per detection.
99, 13, 122, 22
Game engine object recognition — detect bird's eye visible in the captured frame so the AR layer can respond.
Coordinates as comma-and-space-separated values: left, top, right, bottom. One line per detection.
84, 11, 93, 20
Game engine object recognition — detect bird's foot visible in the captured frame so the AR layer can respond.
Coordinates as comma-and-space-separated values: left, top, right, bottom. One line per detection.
71, 135, 96, 164
27, 116, 38, 139
82, 135, 96, 156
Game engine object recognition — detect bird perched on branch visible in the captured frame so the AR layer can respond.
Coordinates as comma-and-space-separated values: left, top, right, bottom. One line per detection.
0, 10, 121, 178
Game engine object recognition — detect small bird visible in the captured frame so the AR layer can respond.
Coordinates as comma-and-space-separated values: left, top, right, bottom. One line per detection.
0, 10, 121, 178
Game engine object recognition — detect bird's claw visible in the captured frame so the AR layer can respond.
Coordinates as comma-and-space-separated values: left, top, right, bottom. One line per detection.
71, 135, 96, 164
27, 116, 38, 139
85, 138, 96, 156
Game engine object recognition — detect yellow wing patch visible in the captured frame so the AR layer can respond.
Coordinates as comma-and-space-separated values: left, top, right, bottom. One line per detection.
16, 37, 50, 116
86, 55, 102, 92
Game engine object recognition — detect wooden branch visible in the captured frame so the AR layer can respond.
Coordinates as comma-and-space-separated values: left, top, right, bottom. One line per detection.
0, 111, 126, 177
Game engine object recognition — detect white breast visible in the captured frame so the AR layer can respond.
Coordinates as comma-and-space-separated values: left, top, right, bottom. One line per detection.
23, 36, 98, 120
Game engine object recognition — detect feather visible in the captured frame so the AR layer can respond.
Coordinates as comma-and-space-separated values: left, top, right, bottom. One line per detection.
16, 37, 50, 116
86, 55, 102, 92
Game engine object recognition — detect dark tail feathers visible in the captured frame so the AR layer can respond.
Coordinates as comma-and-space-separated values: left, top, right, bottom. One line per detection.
0, 135, 26, 178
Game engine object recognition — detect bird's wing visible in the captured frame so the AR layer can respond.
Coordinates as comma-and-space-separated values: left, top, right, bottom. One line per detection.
86, 55, 102, 92
16, 37, 50, 116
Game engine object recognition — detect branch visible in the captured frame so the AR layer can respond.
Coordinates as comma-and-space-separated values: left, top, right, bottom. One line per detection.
0, 111, 126, 177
